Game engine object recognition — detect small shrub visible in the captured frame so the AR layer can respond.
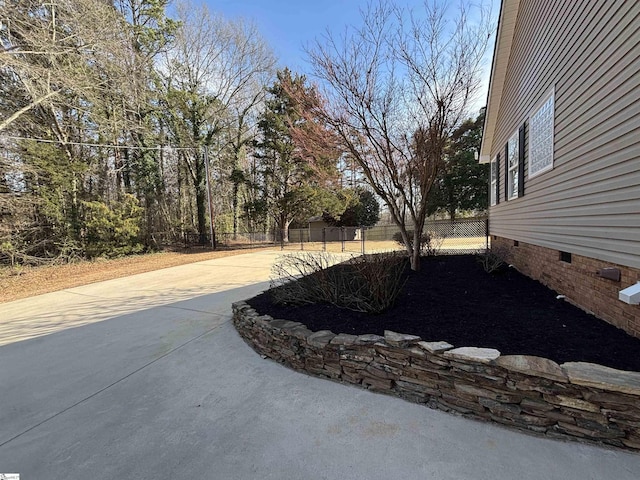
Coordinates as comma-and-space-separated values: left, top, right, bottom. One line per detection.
82, 194, 144, 258
392, 230, 444, 256
53, 239, 84, 264
269, 252, 336, 306
0, 240, 17, 267
477, 246, 508, 274
422, 231, 444, 256
270, 252, 407, 313
348, 253, 407, 312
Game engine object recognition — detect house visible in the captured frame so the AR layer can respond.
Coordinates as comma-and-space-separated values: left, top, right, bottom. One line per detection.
480, 0, 640, 337
308, 215, 334, 242
307, 216, 359, 242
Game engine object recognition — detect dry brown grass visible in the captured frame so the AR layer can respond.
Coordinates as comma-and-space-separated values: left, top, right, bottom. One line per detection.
0, 236, 486, 304
0, 247, 273, 303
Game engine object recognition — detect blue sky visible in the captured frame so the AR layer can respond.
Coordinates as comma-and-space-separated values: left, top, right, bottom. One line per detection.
207, 0, 498, 110
210, 0, 380, 71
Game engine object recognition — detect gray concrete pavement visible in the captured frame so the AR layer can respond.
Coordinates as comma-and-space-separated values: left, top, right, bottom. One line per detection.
1, 250, 639, 479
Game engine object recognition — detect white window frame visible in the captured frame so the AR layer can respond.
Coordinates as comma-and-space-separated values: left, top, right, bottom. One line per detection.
490, 156, 497, 206
528, 89, 555, 178
507, 131, 519, 200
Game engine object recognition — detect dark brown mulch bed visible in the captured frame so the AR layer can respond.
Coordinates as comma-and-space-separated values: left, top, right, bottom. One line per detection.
247, 254, 640, 372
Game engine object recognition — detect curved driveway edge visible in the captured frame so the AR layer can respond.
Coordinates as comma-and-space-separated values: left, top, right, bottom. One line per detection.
232, 300, 640, 451
1, 250, 640, 479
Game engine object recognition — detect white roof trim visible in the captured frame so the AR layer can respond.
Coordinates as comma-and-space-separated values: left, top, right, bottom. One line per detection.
479, 0, 521, 163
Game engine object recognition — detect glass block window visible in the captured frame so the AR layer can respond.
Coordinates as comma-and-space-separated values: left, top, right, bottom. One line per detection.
529, 92, 554, 177
507, 131, 519, 200
490, 156, 497, 206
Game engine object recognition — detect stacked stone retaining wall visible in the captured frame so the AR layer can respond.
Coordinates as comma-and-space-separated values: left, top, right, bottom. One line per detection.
233, 301, 640, 452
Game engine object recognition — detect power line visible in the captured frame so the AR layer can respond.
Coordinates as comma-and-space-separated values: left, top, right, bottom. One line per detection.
4, 135, 199, 151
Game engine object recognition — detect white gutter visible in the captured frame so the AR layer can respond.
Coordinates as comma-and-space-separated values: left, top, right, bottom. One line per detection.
479, 0, 521, 163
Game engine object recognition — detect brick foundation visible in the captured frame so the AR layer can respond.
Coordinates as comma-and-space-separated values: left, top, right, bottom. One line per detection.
492, 237, 640, 338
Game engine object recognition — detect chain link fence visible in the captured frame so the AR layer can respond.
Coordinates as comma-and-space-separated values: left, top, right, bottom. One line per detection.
183, 217, 488, 255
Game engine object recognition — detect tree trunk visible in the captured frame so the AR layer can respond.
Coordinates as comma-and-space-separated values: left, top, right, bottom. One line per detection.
123, 148, 132, 193
177, 153, 185, 237
0, 164, 9, 193
410, 229, 421, 271
195, 152, 207, 238
115, 148, 123, 195
278, 215, 291, 243
232, 127, 243, 239
70, 174, 80, 239
410, 247, 421, 271
232, 180, 239, 239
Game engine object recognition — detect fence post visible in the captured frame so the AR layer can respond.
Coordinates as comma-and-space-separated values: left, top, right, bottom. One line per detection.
300, 229, 304, 251
361, 226, 365, 255
322, 228, 326, 252
341, 227, 345, 252
485, 218, 490, 250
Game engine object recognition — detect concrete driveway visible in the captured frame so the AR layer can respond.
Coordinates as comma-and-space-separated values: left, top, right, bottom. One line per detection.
1, 250, 639, 479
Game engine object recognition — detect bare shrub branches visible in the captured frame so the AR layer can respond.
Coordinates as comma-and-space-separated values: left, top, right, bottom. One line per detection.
477, 245, 509, 274
392, 229, 443, 256
270, 252, 406, 313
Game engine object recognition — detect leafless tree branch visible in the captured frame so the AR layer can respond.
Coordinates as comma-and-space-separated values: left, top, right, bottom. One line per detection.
308, 0, 492, 270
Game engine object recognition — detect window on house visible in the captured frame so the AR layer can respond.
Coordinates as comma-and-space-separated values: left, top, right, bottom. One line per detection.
529, 91, 554, 177
490, 156, 497, 206
507, 131, 519, 200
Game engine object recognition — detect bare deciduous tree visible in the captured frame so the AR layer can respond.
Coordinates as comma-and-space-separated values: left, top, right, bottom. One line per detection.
159, 1, 274, 238
0, 0, 126, 133
308, 0, 492, 270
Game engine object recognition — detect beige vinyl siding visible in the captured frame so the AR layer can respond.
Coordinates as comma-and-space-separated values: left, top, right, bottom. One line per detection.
488, 0, 640, 269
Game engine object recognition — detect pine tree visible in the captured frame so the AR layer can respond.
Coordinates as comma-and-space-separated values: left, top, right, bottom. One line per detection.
254, 69, 340, 241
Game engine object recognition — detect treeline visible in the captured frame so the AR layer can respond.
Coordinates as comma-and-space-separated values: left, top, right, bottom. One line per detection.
0, 0, 488, 266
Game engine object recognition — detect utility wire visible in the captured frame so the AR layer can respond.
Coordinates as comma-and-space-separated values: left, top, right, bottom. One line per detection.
4, 135, 200, 151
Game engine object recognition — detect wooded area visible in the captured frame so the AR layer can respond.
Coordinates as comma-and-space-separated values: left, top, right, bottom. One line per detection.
0, 0, 489, 266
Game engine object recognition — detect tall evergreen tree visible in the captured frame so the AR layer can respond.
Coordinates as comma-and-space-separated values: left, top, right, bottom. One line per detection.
254, 69, 339, 241
427, 110, 488, 220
